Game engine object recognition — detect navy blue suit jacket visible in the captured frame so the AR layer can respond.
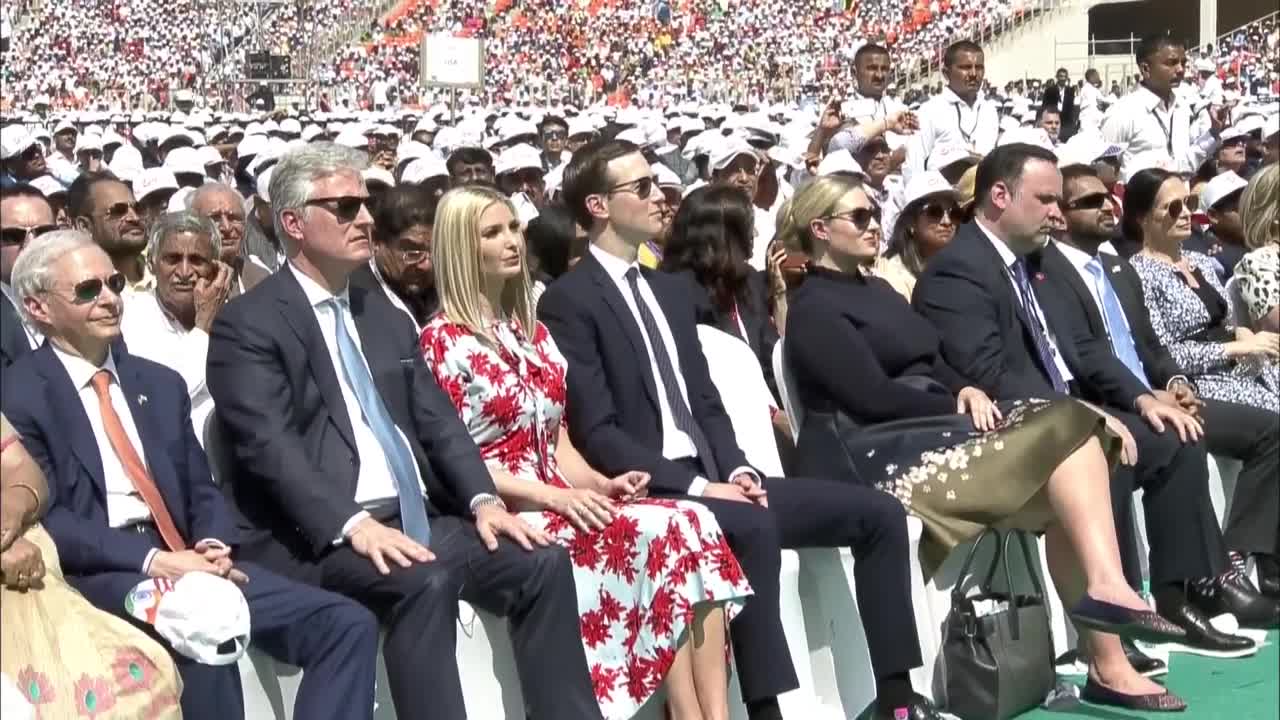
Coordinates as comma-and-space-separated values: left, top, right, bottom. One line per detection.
537, 251, 751, 495
2, 344, 236, 577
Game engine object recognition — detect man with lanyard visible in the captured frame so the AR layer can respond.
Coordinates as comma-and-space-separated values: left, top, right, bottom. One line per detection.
819, 44, 915, 166
904, 41, 1000, 182
1103, 32, 1229, 175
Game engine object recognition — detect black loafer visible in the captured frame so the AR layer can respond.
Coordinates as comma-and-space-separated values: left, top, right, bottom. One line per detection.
855, 692, 943, 720
1069, 595, 1187, 644
1155, 592, 1257, 658
1197, 574, 1280, 628
1081, 678, 1187, 712
1122, 638, 1168, 678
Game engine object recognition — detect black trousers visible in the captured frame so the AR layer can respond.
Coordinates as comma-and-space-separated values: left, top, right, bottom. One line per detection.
1201, 399, 1280, 556
660, 467, 923, 703
1110, 409, 1224, 588
242, 514, 603, 720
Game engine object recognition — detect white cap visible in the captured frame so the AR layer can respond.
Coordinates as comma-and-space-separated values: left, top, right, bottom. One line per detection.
168, 187, 197, 212
101, 130, 126, 149
159, 126, 196, 149
0, 126, 40, 160
174, 89, 195, 104
495, 143, 544, 176
301, 124, 326, 142
134, 168, 180, 203
567, 116, 595, 138
616, 127, 648, 147
401, 156, 449, 185
256, 166, 275, 203
927, 143, 978, 172
1122, 150, 1176, 184
709, 134, 759, 172
1218, 126, 1249, 143
1200, 170, 1248, 211
1057, 133, 1124, 168
498, 118, 539, 144
30, 175, 67, 198
109, 146, 145, 184
197, 145, 226, 170
279, 118, 302, 136
1264, 115, 1280, 142
652, 162, 683, 189
74, 134, 104, 154
362, 166, 396, 189
237, 133, 269, 160
53, 118, 77, 135
125, 573, 250, 666
997, 127, 1057, 154
817, 148, 867, 178
335, 128, 370, 149
1195, 58, 1215, 73
903, 171, 961, 208
164, 146, 206, 177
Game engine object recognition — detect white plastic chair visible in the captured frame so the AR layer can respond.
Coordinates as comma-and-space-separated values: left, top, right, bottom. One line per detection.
770, 338, 803, 443
1224, 274, 1252, 329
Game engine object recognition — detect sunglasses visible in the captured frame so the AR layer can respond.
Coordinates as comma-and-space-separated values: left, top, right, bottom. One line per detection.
541, 130, 567, 141
65, 272, 127, 304
825, 206, 882, 230
607, 176, 658, 198
306, 195, 368, 223
1063, 193, 1111, 211
399, 248, 430, 264
1163, 198, 1187, 219
921, 202, 964, 224
0, 224, 57, 247
100, 201, 141, 220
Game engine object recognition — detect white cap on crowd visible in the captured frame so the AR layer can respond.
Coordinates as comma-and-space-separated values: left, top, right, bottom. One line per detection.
653, 162, 683, 189
256, 166, 275, 203
164, 146, 206, 177
709, 134, 759, 173
108, 146, 145, 183
903, 171, 961, 208
495, 143, 543, 176
74, 134, 104, 154
927, 143, 978, 172
0, 126, 41, 160
134, 167, 180, 203
1122, 150, 1176, 184
817, 148, 868, 179
401, 156, 449, 185
362, 166, 396, 189
1200, 171, 1248, 211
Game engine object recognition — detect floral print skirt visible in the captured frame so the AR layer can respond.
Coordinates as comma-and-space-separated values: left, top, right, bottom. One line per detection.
1, 525, 182, 719
521, 497, 753, 720
823, 398, 1117, 577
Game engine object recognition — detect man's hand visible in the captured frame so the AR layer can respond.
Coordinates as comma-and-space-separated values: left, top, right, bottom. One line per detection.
147, 549, 223, 581
817, 103, 843, 136
348, 517, 435, 575
1136, 394, 1204, 443
702, 482, 753, 503
194, 260, 233, 332
1157, 383, 1204, 418
730, 472, 768, 508
886, 109, 919, 134
474, 504, 551, 552
546, 487, 617, 532
601, 472, 649, 501
1, 537, 45, 590
193, 539, 247, 583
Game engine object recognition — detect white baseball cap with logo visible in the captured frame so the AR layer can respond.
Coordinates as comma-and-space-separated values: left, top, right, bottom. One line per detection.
0, 126, 41, 161
134, 167, 180, 203
903, 171, 961, 208
1200, 171, 1248, 212
125, 572, 250, 666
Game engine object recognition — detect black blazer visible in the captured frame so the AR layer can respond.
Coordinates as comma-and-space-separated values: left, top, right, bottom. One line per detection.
348, 262, 440, 327
912, 222, 1068, 402
538, 251, 751, 495
206, 266, 495, 559
3, 345, 236, 576
0, 292, 31, 374
1097, 252, 1183, 388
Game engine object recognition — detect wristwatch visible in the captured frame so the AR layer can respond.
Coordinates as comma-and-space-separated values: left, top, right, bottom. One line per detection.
470, 494, 508, 513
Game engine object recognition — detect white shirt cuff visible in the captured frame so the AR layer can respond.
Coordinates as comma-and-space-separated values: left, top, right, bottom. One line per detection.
727, 466, 763, 487
335, 511, 372, 545
687, 476, 709, 496
142, 548, 159, 574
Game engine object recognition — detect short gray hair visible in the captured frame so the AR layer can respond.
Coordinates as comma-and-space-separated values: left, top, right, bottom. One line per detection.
147, 211, 221, 262
268, 142, 368, 246
186, 182, 244, 214
10, 229, 98, 324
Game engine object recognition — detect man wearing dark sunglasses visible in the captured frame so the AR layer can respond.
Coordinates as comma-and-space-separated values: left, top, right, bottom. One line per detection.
3, 230, 382, 720
68, 173, 152, 291
537, 115, 570, 171
0, 127, 49, 188
207, 142, 604, 720
1, 185, 56, 370
1188, 170, 1249, 280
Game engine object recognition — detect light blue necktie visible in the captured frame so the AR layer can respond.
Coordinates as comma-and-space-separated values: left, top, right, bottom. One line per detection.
1085, 258, 1151, 390
326, 297, 431, 545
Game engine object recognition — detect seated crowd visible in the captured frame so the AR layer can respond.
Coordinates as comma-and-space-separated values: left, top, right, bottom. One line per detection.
1, 29, 1279, 720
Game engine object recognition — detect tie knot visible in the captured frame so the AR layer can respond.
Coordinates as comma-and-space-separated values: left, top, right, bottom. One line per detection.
625, 266, 640, 284
89, 369, 112, 397
1085, 257, 1105, 277
326, 296, 349, 312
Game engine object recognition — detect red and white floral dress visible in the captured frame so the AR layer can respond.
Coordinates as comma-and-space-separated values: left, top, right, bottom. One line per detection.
421, 316, 752, 720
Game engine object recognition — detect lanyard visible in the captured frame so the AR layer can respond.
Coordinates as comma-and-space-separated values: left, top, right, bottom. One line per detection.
1148, 107, 1175, 155
954, 103, 979, 145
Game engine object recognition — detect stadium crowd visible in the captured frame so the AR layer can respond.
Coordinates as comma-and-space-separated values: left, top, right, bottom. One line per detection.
2, 14, 1280, 720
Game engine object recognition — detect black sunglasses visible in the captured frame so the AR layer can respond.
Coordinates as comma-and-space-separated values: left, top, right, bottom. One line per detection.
306, 195, 368, 223
921, 202, 963, 224
1063, 193, 1111, 211
1164, 198, 1186, 219
67, 273, 127, 304
0, 224, 57, 247
541, 130, 567, 141
825, 206, 882, 230
606, 176, 658, 198
100, 201, 141, 220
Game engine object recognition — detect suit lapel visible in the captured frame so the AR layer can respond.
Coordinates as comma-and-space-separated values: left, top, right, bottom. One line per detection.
1101, 254, 1145, 319
115, 354, 178, 507
34, 345, 107, 495
1043, 244, 1106, 334
586, 254, 661, 411
274, 270, 358, 453
961, 225, 1039, 338
349, 285, 412, 426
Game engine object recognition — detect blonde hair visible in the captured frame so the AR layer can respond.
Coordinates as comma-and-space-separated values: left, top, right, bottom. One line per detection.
433, 186, 536, 343
1240, 163, 1279, 251
774, 175, 865, 255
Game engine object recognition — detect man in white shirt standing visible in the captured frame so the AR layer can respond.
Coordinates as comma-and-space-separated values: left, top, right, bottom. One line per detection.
821, 44, 915, 162
905, 40, 1000, 182
1102, 32, 1230, 175
120, 211, 232, 441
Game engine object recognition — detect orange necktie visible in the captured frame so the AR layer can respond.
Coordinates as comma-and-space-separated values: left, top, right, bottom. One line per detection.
90, 370, 186, 551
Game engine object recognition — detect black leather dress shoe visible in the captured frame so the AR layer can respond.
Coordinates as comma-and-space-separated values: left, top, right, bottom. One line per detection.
855, 693, 943, 720
1081, 678, 1187, 712
1122, 638, 1168, 678
1154, 592, 1257, 658
1191, 575, 1280, 628
1256, 555, 1280, 599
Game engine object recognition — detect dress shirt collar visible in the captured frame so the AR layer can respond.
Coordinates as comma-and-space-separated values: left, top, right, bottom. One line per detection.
51, 342, 120, 391
974, 219, 1019, 269
941, 86, 984, 109
1054, 239, 1099, 273
287, 261, 349, 308
589, 243, 641, 284
1135, 84, 1179, 113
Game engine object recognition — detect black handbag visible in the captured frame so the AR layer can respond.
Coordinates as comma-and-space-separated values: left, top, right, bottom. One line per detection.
939, 529, 1056, 720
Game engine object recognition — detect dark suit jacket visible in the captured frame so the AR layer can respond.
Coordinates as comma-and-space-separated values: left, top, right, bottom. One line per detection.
912, 222, 1069, 401
1097, 251, 1183, 388
2, 345, 236, 576
0, 292, 31, 372
538, 251, 750, 495
206, 266, 495, 559
348, 263, 439, 328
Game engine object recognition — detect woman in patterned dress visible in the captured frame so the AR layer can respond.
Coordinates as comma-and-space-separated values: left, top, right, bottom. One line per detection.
1234, 163, 1280, 333
420, 187, 752, 720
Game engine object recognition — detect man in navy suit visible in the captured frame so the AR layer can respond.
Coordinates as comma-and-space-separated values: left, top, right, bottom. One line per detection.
1, 229, 380, 720
205, 143, 602, 720
538, 139, 938, 720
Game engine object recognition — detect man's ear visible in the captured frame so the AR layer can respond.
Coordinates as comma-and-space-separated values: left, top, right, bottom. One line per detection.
585, 194, 609, 223
73, 215, 92, 233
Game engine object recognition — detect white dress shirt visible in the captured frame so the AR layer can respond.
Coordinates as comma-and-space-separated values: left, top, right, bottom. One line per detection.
51, 345, 154, 528
287, 263, 428, 538
1, 282, 43, 349
589, 245, 756, 494
120, 291, 214, 441
974, 222, 1075, 383
906, 88, 1000, 181
1101, 84, 1217, 174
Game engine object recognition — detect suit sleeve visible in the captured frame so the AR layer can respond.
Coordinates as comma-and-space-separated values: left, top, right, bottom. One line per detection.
206, 303, 364, 553
539, 282, 700, 494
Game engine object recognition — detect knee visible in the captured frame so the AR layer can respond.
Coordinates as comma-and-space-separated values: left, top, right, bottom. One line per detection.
328, 601, 380, 644
865, 491, 910, 544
